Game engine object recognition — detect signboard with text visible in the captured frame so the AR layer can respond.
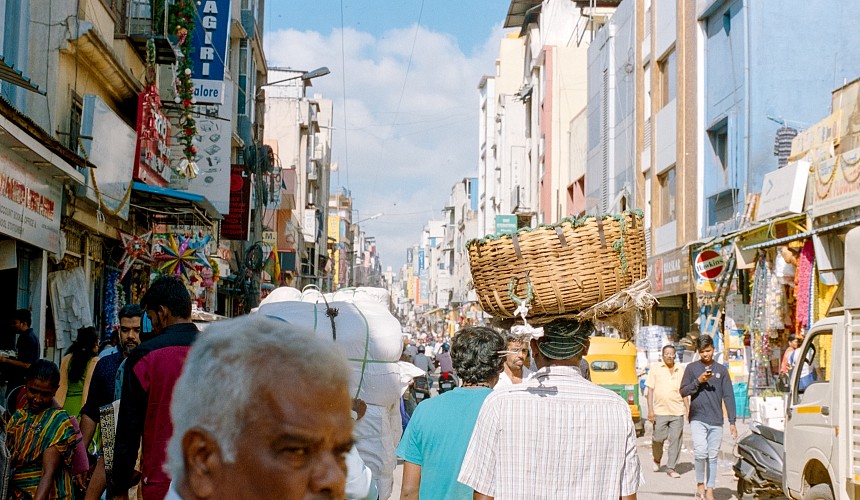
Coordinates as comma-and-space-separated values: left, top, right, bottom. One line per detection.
0, 152, 61, 254
220, 165, 250, 240
647, 247, 693, 298
191, 0, 231, 104
133, 85, 171, 187
495, 214, 517, 235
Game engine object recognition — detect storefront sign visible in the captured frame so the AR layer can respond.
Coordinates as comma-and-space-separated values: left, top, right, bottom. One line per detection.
811, 147, 860, 217
495, 214, 517, 235
418, 248, 425, 271
191, 0, 231, 104
695, 249, 724, 280
648, 247, 693, 297
221, 165, 250, 240
133, 85, 171, 187
0, 151, 61, 253
78, 94, 137, 220
755, 160, 809, 221
169, 84, 233, 214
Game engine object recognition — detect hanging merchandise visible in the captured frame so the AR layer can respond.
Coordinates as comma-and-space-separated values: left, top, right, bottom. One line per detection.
764, 250, 787, 335
156, 233, 211, 281
118, 230, 153, 280
103, 270, 126, 338
795, 240, 815, 332
749, 253, 772, 390
48, 267, 94, 349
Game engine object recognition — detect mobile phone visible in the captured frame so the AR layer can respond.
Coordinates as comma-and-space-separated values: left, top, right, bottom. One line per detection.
705, 365, 713, 373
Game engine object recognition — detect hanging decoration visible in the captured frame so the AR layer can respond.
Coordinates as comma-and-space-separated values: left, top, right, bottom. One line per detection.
156, 233, 211, 281
103, 270, 126, 338
118, 230, 154, 280
171, 0, 199, 178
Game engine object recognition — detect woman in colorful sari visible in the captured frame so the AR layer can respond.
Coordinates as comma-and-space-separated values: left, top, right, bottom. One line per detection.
7, 359, 81, 499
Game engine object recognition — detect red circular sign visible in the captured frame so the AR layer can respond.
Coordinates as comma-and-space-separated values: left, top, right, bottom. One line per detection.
695, 250, 724, 280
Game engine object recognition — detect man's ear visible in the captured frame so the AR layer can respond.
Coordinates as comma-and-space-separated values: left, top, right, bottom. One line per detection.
181, 428, 223, 499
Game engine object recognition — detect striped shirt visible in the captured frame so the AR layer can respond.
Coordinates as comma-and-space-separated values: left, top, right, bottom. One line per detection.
458, 365, 641, 499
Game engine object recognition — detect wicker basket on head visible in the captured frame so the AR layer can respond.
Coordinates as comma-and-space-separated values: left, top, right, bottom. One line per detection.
466, 211, 647, 320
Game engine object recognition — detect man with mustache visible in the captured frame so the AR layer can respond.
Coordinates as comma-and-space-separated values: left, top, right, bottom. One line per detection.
77, 304, 143, 498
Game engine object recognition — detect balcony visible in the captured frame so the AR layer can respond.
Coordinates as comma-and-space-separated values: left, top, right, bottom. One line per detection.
119, 0, 176, 64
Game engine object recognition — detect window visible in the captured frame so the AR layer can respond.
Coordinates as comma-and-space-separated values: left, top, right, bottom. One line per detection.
68, 93, 83, 152
591, 361, 618, 372
793, 330, 831, 404
237, 40, 249, 117
657, 49, 676, 109
658, 166, 676, 225
708, 123, 729, 175
708, 189, 737, 226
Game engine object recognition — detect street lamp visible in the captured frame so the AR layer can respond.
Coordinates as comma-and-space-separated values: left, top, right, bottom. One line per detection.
263, 67, 330, 87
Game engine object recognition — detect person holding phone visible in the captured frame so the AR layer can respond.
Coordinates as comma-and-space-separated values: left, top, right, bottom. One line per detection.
680, 335, 736, 500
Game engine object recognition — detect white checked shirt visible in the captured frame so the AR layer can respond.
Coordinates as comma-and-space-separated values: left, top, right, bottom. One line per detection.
458, 365, 641, 499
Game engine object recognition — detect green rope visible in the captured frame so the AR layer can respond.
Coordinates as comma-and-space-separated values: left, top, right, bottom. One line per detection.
466, 209, 644, 247
508, 274, 534, 306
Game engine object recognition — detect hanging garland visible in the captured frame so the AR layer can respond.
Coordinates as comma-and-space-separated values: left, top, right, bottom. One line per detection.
171, 0, 199, 178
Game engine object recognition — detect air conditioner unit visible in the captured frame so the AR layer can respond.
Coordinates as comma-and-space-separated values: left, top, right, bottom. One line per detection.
311, 143, 324, 161
307, 163, 319, 181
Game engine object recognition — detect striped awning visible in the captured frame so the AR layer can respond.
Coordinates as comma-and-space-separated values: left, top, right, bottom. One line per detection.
0, 55, 44, 95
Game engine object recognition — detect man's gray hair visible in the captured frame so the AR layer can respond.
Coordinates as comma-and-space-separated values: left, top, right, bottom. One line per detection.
167, 315, 350, 483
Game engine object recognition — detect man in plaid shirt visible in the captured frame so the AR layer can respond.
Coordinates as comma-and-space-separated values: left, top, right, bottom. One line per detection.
458, 318, 641, 499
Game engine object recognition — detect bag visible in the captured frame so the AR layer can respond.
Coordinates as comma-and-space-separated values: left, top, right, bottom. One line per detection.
776, 373, 791, 392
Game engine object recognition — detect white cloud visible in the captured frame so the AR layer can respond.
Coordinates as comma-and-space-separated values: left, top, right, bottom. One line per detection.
265, 24, 506, 269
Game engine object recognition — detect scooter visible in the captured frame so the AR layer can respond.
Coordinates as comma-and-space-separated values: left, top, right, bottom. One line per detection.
411, 375, 432, 404
437, 372, 456, 394
733, 421, 785, 499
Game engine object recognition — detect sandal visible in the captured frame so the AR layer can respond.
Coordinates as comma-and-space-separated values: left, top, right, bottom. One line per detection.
666, 469, 681, 478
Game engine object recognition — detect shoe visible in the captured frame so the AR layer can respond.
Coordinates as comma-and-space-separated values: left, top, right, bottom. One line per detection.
651, 461, 660, 472
666, 469, 680, 478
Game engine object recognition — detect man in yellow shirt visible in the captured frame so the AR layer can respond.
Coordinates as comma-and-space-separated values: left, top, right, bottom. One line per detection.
645, 344, 688, 478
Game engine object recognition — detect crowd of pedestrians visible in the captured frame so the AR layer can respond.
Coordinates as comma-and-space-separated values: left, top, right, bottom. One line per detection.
0, 277, 745, 500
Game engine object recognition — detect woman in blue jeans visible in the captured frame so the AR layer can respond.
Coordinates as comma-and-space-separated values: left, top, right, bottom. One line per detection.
680, 335, 737, 500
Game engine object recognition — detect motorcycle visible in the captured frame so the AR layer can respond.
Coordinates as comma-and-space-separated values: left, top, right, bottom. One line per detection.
438, 372, 457, 394
733, 421, 785, 499
411, 374, 432, 404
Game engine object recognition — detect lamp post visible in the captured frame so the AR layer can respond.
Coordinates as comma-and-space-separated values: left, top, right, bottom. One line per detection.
248, 66, 330, 310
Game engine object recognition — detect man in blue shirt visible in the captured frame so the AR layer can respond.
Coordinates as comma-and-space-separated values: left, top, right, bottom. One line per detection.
396, 327, 505, 499
0, 309, 40, 396
680, 335, 737, 500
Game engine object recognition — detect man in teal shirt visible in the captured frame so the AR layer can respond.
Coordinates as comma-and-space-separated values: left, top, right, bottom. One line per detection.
396, 326, 505, 499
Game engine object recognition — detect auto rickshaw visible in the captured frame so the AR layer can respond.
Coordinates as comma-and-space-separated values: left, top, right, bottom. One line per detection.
584, 336, 644, 437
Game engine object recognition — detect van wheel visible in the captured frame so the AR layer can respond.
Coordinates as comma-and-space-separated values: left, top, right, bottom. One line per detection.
802, 484, 834, 500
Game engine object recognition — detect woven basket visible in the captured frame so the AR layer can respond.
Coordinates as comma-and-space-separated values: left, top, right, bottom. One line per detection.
467, 212, 647, 319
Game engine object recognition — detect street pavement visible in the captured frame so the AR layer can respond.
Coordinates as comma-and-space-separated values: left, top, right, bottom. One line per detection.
388, 413, 788, 499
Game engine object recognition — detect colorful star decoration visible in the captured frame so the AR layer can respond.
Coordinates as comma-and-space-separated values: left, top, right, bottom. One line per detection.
157, 233, 211, 281
118, 230, 153, 280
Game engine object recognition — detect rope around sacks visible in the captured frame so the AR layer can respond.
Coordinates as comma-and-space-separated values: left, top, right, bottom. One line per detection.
491, 278, 657, 339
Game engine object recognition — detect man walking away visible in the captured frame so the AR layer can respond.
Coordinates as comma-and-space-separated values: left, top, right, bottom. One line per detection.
680, 335, 737, 500
397, 327, 505, 499
459, 318, 640, 499
646, 344, 687, 478
112, 277, 199, 500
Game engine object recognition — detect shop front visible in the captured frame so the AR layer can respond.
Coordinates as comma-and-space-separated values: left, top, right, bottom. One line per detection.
644, 247, 695, 363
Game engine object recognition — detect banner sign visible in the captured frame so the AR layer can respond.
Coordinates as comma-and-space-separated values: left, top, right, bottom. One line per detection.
134, 85, 171, 187
495, 214, 517, 235
221, 165, 250, 240
0, 152, 61, 254
647, 247, 693, 297
78, 94, 136, 220
191, 0, 231, 104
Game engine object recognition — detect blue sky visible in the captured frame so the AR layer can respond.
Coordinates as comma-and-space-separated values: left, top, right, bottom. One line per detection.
263, 1, 513, 271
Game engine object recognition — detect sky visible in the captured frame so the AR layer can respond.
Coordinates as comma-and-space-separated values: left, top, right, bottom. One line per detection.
263, 1, 513, 272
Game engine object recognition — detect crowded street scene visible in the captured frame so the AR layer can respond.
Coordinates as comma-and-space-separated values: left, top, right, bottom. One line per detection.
0, 0, 856, 498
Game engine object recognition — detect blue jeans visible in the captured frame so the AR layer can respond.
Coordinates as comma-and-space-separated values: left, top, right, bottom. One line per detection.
691, 420, 723, 489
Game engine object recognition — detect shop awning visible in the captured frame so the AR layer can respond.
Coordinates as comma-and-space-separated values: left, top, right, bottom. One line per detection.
130, 182, 222, 227
742, 214, 860, 251
0, 55, 44, 95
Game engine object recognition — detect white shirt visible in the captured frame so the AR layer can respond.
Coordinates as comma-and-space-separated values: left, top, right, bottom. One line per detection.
459, 366, 641, 498
493, 366, 533, 389
165, 484, 182, 500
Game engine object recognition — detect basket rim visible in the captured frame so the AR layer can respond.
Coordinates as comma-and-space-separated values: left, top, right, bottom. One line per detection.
466, 209, 644, 248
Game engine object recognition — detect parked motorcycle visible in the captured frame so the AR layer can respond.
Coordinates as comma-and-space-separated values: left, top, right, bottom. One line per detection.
437, 372, 457, 394
734, 421, 785, 498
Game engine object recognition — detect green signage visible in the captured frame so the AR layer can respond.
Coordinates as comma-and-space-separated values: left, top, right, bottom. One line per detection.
495, 214, 518, 235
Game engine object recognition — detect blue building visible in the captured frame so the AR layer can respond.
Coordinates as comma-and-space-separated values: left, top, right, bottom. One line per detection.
698, 0, 860, 236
